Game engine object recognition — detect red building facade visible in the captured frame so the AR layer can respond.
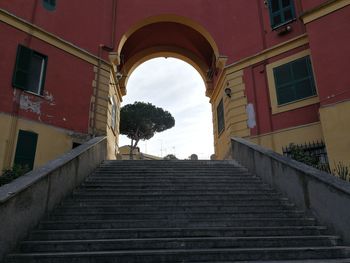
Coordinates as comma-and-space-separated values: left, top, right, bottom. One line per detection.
0, 0, 349, 170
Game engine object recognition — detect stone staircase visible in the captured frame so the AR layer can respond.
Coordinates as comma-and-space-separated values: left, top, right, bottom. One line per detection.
5, 160, 350, 262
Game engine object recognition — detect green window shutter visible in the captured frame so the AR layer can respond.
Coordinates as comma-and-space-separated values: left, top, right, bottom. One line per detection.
273, 56, 317, 105
268, 0, 296, 29
42, 0, 56, 11
12, 45, 48, 95
14, 130, 38, 170
217, 99, 225, 134
12, 45, 33, 90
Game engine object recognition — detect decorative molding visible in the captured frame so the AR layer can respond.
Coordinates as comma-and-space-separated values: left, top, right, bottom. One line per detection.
266, 49, 320, 114
225, 34, 309, 72
0, 8, 110, 70
300, 0, 350, 24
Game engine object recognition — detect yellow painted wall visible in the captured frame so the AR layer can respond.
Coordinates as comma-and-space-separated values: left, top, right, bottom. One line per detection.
249, 122, 324, 155
211, 70, 250, 159
0, 113, 73, 172
319, 100, 350, 166
92, 65, 122, 160
106, 69, 121, 160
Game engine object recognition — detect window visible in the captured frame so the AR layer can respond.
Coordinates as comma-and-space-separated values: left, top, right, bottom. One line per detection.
268, 0, 296, 29
273, 55, 316, 105
111, 97, 117, 130
12, 45, 48, 95
14, 130, 38, 170
217, 99, 225, 134
42, 0, 56, 11
267, 50, 319, 114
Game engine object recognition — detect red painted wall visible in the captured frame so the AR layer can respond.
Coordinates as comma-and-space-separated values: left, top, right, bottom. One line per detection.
1, 0, 347, 138
0, 23, 94, 133
301, 0, 329, 11
306, 6, 350, 106
115, 0, 263, 64
0, 0, 115, 56
243, 44, 320, 137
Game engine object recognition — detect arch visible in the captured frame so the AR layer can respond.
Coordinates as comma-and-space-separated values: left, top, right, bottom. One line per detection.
121, 46, 210, 94
117, 14, 219, 59
116, 15, 220, 97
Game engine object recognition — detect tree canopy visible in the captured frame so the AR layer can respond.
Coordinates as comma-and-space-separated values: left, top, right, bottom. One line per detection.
120, 101, 175, 158
163, 154, 178, 160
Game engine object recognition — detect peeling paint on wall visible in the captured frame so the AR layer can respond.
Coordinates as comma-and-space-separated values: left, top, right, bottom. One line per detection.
246, 103, 256, 129
19, 95, 42, 114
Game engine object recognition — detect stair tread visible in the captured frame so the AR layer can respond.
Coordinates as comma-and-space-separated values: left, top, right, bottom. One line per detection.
22, 235, 340, 244
6, 160, 349, 262
8, 246, 350, 256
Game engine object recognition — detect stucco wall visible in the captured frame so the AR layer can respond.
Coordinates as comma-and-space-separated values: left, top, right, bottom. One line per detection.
232, 137, 350, 244
0, 136, 106, 261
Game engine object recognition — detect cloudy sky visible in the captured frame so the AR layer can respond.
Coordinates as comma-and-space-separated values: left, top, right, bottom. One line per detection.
119, 58, 214, 159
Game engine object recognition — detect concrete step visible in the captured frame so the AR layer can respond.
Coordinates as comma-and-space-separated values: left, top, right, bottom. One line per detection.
49, 211, 306, 221
100, 160, 239, 166
86, 177, 260, 182
73, 189, 277, 196
69, 193, 284, 201
79, 184, 270, 190
38, 218, 317, 230
61, 198, 293, 206
6, 247, 350, 263
91, 171, 251, 176
81, 183, 267, 189
27, 226, 329, 241
54, 204, 296, 213
18, 236, 340, 253
5, 160, 350, 262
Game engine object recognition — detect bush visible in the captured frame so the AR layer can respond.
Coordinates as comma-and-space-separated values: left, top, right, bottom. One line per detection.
333, 161, 350, 182
0, 165, 30, 186
288, 143, 349, 182
163, 154, 178, 160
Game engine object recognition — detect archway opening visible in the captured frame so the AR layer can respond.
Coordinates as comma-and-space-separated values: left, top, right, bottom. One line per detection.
115, 18, 221, 98
119, 57, 214, 159
115, 16, 220, 159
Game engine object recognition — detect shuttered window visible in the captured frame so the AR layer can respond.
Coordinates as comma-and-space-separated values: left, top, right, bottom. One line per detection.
12, 45, 47, 95
273, 56, 316, 105
217, 99, 225, 134
111, 97, 117, 130
268, 0, 296, 29
42, 0, 56, 11
14, 130, 38, 170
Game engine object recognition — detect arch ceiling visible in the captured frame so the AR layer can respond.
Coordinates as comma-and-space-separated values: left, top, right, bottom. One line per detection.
116, 18, 220, 97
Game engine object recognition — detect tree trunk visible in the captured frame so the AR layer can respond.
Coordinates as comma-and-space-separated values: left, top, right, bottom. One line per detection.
129, 139, 140, 160
129, 139, 134, 160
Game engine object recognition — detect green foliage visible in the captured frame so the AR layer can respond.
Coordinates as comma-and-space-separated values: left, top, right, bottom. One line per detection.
0, 165, 30, 186
120, 102, 175, 159
333, 161, 350, 182
287, 143, 349, 182
163, 154, 178, 160
288, 143, 319, 167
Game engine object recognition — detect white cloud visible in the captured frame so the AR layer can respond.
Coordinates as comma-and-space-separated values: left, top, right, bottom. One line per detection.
119, 58, 214, 160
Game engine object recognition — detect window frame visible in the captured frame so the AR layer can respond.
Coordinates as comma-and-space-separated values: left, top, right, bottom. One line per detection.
12, 45, 48, 96
217, 98, 225, 135
13, 130, 38, 170
273, 56, 317, 105
266, 50, 319, 114
42, 0, 56, 11
110, 96, 117, 131
268, 0, 296, 29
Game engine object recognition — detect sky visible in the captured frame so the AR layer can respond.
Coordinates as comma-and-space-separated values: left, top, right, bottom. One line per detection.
119, 57, 214, 160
